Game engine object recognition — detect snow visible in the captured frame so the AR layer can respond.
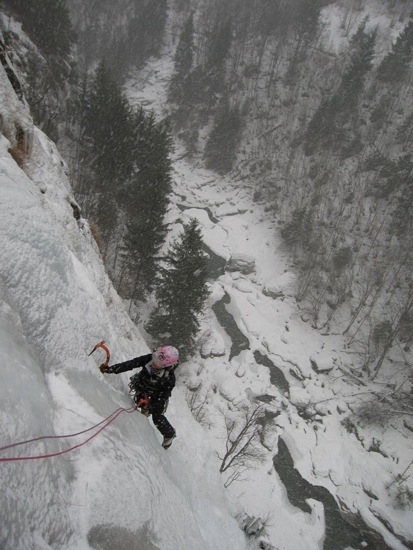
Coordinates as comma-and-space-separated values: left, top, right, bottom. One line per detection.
160, 147, 413, 548
0, 65, 246, 550
322, 0, 409, 57
2, 2, 413, 549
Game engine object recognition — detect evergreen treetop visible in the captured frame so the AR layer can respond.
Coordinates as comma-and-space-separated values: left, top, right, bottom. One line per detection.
9, 0, 75, 58
119, 109, 173, 297
147, 219, 210, 359
80, 62, 135, 186
378, 20, 413, 82
204, 96, 243, 174
168, 13, 195, 104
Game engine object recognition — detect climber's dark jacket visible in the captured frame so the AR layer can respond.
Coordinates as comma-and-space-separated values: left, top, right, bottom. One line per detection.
111, 353, 176, 400
110, 353, 177, 438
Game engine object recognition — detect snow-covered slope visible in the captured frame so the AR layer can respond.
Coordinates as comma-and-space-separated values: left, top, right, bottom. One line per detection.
0, 64, 247, 550
2, 1, 413, 547
122, 12, 413, 545
163, 154, 413, 550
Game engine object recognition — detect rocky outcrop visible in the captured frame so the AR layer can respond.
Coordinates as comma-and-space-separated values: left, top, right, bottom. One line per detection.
225, 254, 255, 274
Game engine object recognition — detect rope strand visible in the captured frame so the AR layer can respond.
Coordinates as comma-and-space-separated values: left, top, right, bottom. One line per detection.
0, 407, 127, 452
0, 406, 136, 462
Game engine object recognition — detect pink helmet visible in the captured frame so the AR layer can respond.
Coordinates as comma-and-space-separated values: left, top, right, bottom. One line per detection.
152, 346, 179, 369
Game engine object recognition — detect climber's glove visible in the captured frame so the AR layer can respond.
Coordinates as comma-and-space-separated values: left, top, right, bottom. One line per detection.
99, 363, 114, 374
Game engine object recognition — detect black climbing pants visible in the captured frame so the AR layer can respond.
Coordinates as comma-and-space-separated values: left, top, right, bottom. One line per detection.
150, 396, 175, 438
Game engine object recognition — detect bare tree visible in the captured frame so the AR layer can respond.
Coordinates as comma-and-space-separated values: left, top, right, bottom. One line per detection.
186, 386, 212, 428
372, 282, 413, 378
353, 382, 413, 428
217, 405, 268, 486
340, 0, 365, 36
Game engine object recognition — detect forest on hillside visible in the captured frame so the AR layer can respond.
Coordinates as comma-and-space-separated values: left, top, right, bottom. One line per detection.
2, 0, 413, 383
164, 0, 413, 381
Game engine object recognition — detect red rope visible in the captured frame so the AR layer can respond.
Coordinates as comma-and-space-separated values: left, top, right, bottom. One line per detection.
0, 407, 127, 452
0, 406, 136, 462
0, 408, 124, 451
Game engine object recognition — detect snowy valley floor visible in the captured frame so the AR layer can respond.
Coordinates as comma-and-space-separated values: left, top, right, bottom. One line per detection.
122, 35, 413, 549
157, 153, 413, 550
1, 13, 412, 548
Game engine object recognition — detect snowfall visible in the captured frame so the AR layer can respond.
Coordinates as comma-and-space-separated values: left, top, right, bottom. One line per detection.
1, 5, 413, 550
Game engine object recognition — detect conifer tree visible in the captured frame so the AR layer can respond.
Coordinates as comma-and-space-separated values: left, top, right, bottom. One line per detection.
146, 219, 210, 359
390, 154, 413, 237
79, 62, 135, 238
205, 18, 232, 73
304, 23, 376, 155
125, 0, 168, 69
201, 18, 232, 109
340, 23, 377, 102
9, 0, 75, 58
120, 109, 173, 297
289, 0, 322, 44
378, 21, 413, 82
168, 13, 195, 104
65, 0, 167, 79
80, 62, 135, 187
204, 96, 243, 174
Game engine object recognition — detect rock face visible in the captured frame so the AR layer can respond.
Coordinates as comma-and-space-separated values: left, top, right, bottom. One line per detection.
225, 254, 256, 274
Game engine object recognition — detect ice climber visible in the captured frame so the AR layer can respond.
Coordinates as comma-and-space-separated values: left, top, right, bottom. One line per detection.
100, 345, 179, 449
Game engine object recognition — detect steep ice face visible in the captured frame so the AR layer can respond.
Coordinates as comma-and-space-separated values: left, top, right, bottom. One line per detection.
0, 67, 246, 550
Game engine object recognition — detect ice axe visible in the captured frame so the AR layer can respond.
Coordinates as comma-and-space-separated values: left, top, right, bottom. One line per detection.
88, 340, 111, 369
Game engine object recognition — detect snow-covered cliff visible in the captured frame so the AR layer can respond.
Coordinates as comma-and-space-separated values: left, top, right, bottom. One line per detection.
2, 2, 413, 548
0, 64, 247, 550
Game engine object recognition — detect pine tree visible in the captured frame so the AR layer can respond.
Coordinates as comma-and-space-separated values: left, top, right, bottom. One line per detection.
304, 24, 376, 155
9, 0, 75, 58
378, 21, 413, 82
340, 23, 377, 102
303, 96, 339, 155
146, 219, 210, 359
390, 154, 413, 236
204, 96, 243, 174
289, 0, 322, 43
168, 13, 195, 104
78, 62, 135, 238
80, 62, 135, 186
125, 0, 168, 69
201, 18, 232, 109
120, 109, 173, 297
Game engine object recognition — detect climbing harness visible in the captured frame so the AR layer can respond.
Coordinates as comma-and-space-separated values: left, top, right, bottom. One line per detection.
134, 395, 150, 409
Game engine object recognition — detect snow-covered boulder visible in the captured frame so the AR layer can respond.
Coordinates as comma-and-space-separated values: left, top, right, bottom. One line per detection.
288, 386, 312, 408
218, 378, 244, 405
263, 271, 297, 299
225, 253, 255, 274
310, 355, 334, 373
314, 402, 331, 416
289, 365, 308, 381
337, 401, 348, 414
200, 328, 226, 358
233, 278, 254, 293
